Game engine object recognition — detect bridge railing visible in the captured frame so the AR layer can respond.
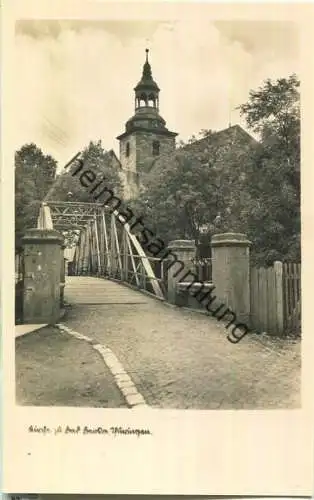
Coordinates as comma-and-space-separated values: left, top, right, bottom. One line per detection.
71, 209, 165, 299
122, 254, 168, 297
78, 250, 168, 299
40, 199, 214, 304
193, 257, 212, 282
72, 246, 212, 302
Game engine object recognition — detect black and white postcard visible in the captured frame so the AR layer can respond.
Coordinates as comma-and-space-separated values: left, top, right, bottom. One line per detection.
2, 0, 314, 496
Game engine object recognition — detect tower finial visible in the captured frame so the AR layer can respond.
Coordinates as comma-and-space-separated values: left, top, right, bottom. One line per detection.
145, 48, 149, 62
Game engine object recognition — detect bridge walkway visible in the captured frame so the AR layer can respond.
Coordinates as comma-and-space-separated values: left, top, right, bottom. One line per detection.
64, 276, 152, 305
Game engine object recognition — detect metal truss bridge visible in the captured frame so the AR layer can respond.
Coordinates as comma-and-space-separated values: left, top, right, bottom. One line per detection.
37, 201, 166, 300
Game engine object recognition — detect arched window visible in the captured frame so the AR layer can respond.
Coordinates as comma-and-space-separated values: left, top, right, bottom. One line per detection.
139, 93, 147, 107
148, 93, 156, 107
126, 142, 130, 157
152, 140, 160, 156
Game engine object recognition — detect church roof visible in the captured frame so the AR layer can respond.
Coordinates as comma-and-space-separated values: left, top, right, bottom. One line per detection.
180, 124, 258, 153
141, 124, 258, 176
107, 149, 122, 169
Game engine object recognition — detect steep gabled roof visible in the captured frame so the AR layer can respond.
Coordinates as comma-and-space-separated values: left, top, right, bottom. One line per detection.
140, 124, 258, 178
107, 149, 122, 169
181, 124, 258, 153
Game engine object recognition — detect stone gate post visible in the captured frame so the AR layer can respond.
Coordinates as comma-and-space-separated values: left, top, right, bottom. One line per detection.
166, 239, 196, 304
211, 233, 251, 325
21, 228, 64, 324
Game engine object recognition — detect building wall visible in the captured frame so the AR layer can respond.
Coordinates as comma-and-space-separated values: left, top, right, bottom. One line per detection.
135, 131, 176, 173
119, 130, 176, 199
120, 169, 138, 200
119, 134, 138, 174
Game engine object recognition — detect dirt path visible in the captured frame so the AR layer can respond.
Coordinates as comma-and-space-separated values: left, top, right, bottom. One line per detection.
62, 278, 300, 409
16, 326, 127, 408
16, 278, 300, 409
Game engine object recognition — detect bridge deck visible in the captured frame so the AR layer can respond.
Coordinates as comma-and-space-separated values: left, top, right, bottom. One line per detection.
60, 276, 300, 409
65, 276, 152, 305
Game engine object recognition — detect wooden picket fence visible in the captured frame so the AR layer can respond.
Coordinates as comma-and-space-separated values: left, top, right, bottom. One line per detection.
283, 262, 301, 333
250, 261, 301, 335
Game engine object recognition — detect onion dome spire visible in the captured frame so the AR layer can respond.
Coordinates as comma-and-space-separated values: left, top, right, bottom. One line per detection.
134, 48, 160, 94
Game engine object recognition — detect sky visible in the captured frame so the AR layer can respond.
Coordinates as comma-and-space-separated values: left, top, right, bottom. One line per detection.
15, 19, 299, 169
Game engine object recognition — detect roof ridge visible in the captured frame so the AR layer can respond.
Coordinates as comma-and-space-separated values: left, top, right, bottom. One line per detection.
181, 124, 244, 149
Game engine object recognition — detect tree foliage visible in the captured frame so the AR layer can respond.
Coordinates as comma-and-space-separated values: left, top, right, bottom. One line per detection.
15, 143, 57, 247
131, 128, 254, 251
49, 140, 123, 202
132, 74, 300, 265
15, 141, 123, 249
239, 74, 300, 264
46, 141, 123, 247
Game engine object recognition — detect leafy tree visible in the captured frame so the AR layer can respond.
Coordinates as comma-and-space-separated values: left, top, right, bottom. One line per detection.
238, 74, 300, 264
15, 144, 57, 247
132, 152, 218, 245
239, 74, 300, 136
199, 129, 214, 139
62, 230, 80, 248
48, 140, 123, 202
135, 75, 301, 265
47, 140, 123, 247
131, 129, 254, 251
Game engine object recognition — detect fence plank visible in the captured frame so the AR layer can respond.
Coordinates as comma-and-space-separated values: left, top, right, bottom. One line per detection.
282, 261, 301, 333
251, 267, 258, 330
263, 267, 269, 330
271, 266, 278, 332
250, 262, 282, 334
274, 261, 284, 334
254, 267, 261, 331
250, 267, 257, 330
257, 267, 263, 331
283, 263, 288, 330
263, 268, 269, 331
254, 267, 259, 330
266, 266, 274, 333
288, 262, 293, 330
265, 268, 270, 331
249, 261, 300, 336
291, 263, 295, 330
258, 267, 265, 330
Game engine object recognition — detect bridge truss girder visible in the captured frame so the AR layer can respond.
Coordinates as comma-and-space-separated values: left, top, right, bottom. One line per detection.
37, 201, 165, 299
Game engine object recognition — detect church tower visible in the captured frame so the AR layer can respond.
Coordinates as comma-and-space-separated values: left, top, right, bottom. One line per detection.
117, 49, 177, 199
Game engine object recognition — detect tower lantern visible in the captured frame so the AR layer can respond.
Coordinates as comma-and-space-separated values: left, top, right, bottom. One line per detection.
134, 49, 160, 111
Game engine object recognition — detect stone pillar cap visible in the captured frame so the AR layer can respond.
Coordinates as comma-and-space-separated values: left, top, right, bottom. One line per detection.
211, 232, 251, 247
168, 239, 196, 249
21, 228, 64, 245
